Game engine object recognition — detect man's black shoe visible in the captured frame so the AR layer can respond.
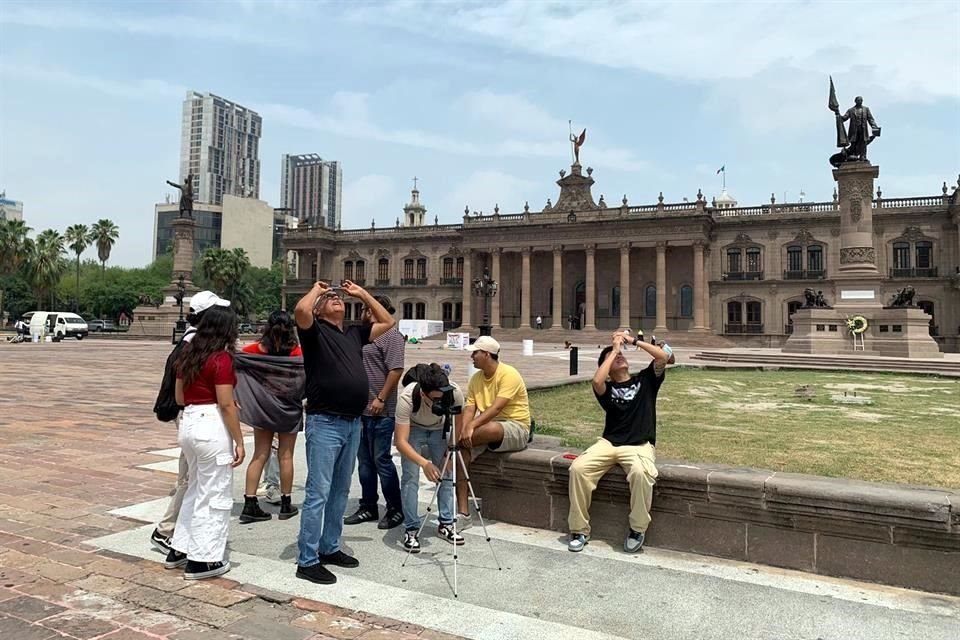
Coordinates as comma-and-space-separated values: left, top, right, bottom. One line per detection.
150, 528, 172, 554
343, 506, 378, 525
378, 510, 404, 530
296, 563, 336, 585
318, 550, 359, 568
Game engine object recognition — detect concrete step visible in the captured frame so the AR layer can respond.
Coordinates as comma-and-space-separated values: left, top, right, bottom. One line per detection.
692, 351, 960, 376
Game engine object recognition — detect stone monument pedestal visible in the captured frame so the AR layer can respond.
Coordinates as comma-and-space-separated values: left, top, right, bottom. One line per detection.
130, 217, 199, 338
784, 307, 942, 358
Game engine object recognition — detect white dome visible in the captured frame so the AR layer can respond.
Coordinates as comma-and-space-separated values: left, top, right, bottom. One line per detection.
714, 188, 737, 209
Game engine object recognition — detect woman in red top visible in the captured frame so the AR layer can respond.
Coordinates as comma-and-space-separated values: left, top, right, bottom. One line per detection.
168, 304, 244, 580
238, 310, 303, 523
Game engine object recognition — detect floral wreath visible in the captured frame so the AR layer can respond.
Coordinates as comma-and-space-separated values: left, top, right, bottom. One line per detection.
845, 315, 869, 335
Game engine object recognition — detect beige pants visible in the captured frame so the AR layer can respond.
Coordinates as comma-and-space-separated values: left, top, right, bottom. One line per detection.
567, 438, 658, 536
157, 450, 188, 538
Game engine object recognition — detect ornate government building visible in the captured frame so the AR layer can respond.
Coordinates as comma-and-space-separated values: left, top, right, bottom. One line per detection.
282, 160, 960, 352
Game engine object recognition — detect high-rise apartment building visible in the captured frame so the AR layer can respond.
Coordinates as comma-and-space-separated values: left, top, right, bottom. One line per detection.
0, 192, 23, 221
280, 153, 342, 228
180, 91, 262, 205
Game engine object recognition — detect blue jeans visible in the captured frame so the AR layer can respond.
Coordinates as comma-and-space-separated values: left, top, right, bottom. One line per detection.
297, 413, 361, 566
357, 416, 402, 513
401, 426, 454, 531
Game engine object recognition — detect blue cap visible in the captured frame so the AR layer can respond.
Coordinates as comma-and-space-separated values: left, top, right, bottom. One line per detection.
661, 343, 674, 358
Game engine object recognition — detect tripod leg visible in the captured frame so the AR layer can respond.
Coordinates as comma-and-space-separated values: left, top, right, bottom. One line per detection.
455, 451, 502, 572
401, 452, 451, 567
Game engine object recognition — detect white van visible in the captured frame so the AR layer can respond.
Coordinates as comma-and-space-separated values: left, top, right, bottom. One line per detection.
28, 311, 89, 341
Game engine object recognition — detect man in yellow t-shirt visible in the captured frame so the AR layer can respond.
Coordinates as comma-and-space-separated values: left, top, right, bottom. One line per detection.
456, 336, 530, 524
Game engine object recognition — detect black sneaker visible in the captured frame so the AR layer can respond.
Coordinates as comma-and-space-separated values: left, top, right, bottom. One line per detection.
239, 497, 272, 524
296, 563, 336, 585
378, 510, 404, 530
150, 528, 172, 554
402, 530, 421, 554
437, 523, 465, 546
163, 549, 187, 569
343, 506, 378, 525
318, 550, 359, 568
278, 495, 299, 520
184, 560, 230, 580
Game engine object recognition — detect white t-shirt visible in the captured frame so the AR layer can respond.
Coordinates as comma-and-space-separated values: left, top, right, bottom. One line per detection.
395, 381, 465, 431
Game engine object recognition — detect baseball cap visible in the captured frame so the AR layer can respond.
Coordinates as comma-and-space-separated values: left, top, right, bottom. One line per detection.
466, 335, 501, 355
661, 343, 675, 363
189, 290, 230, 313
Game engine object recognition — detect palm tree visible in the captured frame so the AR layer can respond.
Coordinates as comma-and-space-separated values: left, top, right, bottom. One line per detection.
28, 229, 67, 310
0, 218, 32, 275
90, 219, 119, 277
200, 247, 252, 315
64, 224, 91, 313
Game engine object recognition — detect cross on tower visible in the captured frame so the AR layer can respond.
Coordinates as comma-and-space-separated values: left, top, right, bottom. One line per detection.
413, 176, 419, 190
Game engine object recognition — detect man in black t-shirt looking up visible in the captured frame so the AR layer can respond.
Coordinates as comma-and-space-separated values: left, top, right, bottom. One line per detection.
567, 331, 673, 554
293, 280, 395, 586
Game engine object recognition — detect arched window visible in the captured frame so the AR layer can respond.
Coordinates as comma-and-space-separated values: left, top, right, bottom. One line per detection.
644, 285, 657, 317
746, 301, 762, 324
343, 260, 353, 281
355, 260, 365, 283
402, 302, 413, 319
456, 257, 464, 279
442, 302, 453, 321
442, 257, 454, 280
893, 242, 910, 270
415, 302, 426, 319
786, 246, 803, 273
806, 245, 823, 273
416, 258, 427, 280
377, 258, 389, 282
915, 241, 932, 270
403, 259, 414, 280
726, 249, 742, 273
745, 247, 762, 274
727, 301, 742, 324
680, 285, 693, 318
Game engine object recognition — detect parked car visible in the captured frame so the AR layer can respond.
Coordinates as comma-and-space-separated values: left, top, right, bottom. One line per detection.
88, 319, 116, 332
238, 322, 256, 334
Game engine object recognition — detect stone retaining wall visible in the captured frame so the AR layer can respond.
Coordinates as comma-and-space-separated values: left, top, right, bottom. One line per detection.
471, 446, 960, 595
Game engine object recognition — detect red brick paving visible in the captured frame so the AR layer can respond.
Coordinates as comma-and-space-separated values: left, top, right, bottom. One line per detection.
1, 341, 464, 640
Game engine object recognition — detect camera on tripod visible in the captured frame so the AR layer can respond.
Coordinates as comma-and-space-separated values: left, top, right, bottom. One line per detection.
432, 384, 461, 417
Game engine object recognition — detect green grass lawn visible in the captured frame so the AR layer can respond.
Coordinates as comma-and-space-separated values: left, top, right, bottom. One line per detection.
529, 367, 960, 489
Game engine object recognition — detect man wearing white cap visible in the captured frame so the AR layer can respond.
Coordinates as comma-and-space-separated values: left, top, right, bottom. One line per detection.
566, 331, 673, 554
149, 291, 230, 553
457, 336, 530, 526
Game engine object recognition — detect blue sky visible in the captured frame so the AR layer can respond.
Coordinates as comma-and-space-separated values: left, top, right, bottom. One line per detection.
1, 0, 958, 267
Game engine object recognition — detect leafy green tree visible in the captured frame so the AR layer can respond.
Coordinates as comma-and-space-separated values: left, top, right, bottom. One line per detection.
90, 219, 119, 276
64, 224, 91, 312
0, 218, 33, 323
200, 247, 253, 317
27, 229, 67, 310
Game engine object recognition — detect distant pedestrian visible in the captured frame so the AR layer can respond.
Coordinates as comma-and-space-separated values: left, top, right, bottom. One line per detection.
536, 315, 543, 330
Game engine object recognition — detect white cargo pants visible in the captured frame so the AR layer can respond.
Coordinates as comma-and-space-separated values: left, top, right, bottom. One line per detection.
171, 404, 235, 562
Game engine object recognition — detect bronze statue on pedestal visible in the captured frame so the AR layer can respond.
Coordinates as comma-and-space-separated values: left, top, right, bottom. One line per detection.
166, 174, 195, 219
828, 77, 881, 167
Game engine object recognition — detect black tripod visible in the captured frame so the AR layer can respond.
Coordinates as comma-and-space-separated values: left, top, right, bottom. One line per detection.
401, 410, 501, 597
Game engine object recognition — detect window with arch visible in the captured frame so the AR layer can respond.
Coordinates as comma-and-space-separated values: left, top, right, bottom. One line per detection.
726, 301, 742, 324
893, 242, 910, 269
644, 285, 657, 317
456, 257, 464, 279
415, 302, 426, 319
403, 259, 414, 280
402, 302, 413, 319
377, 258, 389, 282
679, 285, 693, 318
416, 258, 427, 280
442, 257, 454, 280
746, 300, 762, 324
806, 245, 823, 272
355, 260, 365, 283
784, 243, 825, 279
343, 260, 353, 281
915, 241, 932, 270
442, 302, 454, 322
725, 299, 763, 333
787, 246, 803, 272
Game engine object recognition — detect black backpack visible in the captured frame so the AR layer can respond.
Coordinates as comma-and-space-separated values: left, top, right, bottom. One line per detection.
153, 330, 193, 422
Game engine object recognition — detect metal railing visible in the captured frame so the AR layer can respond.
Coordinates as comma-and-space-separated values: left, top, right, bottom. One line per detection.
725, 323, 764, 334
374, 279, 391, 287
783, 269, 826, 280
401, 278, 429, 286
722, 271, 764, 281
889, 267, 938, 278
440, 277, 463, 286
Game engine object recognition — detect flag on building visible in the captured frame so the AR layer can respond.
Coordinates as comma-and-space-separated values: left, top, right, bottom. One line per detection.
716, 165, 725, 174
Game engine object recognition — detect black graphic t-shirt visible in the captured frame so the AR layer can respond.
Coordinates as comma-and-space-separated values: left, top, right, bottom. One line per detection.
594, 361, 665, 446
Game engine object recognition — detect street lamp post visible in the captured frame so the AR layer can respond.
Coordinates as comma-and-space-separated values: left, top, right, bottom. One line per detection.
173, 274, 186, 339
472, 266, 498, 337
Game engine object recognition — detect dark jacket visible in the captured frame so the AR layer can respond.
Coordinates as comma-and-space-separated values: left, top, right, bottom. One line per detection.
234, 353, 306, 433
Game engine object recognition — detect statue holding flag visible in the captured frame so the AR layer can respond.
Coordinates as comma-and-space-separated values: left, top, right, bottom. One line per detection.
828, 77, 880, 167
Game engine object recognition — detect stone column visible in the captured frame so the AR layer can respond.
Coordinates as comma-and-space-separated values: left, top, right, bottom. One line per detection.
171, 218, 196, 283
702, 246, 711, 332
490, 248, 502, 329
520, 247, 532, 328
655, 241, 667, 332
461, 250, 472, 329
619, 242, 631, 329
693, 241, 706, 330
550, 245, 563, 330
834, 161, 880, 278
585, 244, 596, 330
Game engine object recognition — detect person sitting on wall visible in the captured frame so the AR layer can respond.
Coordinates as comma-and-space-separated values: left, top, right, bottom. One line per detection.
567, 331, 673, 553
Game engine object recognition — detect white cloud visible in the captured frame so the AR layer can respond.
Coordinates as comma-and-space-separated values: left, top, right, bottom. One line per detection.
439, 170, 538, 218
342, 174, 398, 228
0, 59, 185, 99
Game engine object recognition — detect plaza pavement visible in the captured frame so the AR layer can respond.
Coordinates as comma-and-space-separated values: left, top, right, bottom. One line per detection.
2, 339, 959, 640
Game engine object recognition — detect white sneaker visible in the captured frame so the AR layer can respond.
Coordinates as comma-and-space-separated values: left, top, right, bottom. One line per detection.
456, 512, 473, 531
264, 485, 282, 505
568, 533, 589, 552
